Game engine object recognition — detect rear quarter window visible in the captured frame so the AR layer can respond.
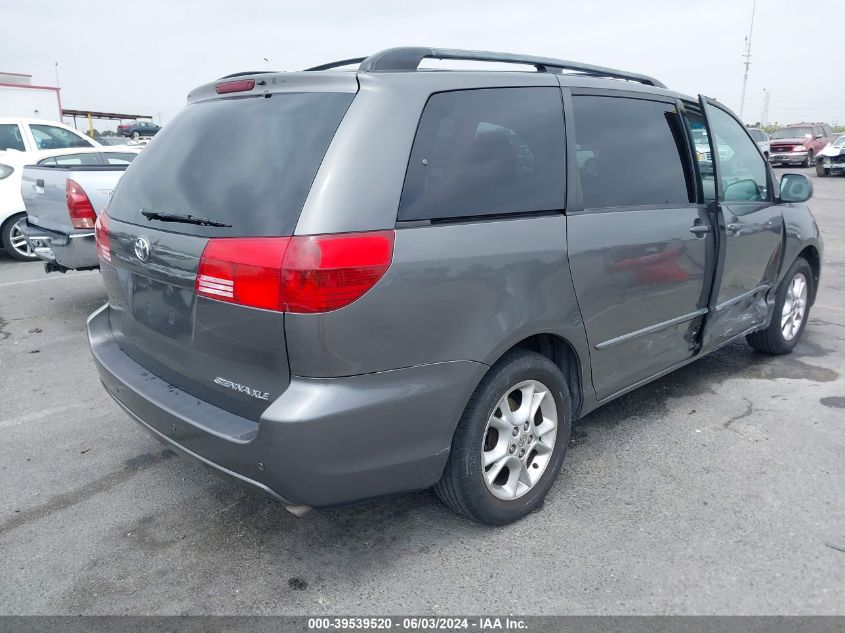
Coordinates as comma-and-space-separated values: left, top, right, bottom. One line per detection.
398, 87, 566, 222
106, 92, 354, 237
571, 95, 692, 209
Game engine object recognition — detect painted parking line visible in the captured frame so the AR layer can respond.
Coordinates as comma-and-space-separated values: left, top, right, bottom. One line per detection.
0, 273, 98, 288
0, 403, 90, 430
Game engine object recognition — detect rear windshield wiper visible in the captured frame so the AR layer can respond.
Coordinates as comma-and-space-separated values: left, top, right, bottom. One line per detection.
141, 209, 232, 228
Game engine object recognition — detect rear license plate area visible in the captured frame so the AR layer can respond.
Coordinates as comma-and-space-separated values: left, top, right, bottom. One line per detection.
129, 273, 194, 340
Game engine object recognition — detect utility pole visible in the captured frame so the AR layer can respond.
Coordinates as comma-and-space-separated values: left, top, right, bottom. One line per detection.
760, 89, 770, 126
739, 0, 757, 120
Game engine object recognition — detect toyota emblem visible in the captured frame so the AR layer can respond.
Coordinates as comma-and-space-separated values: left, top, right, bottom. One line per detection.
134, 237, 151, 261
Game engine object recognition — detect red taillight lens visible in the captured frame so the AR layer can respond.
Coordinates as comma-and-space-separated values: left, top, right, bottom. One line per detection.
196, 238, 291, 311
66, 179, 97, 229
94, 212, 111, 263
215, 79, 255, 94
281, 231, 395, 313
195, 231, 395, 313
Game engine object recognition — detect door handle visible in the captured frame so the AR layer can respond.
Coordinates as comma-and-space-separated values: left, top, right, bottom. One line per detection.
689, 225, 711, 236
726, 222, 743, 234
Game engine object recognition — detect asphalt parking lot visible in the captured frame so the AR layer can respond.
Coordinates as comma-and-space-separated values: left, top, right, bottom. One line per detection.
0, 166, 843, 615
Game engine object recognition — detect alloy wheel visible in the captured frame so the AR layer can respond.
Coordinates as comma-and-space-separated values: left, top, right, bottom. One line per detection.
781, 272, 808, 341
481, 380, 558, 501
8, 219, 35, 259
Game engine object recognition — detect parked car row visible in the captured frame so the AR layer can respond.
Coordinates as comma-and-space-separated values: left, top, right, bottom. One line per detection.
0, 117, 140, 262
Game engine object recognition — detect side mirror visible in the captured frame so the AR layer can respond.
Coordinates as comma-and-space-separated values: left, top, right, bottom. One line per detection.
780, 173, 813, 203
724, 178, 761, 201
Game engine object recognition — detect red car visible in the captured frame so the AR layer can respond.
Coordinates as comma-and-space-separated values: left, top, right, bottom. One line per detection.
769, 122, 836, 167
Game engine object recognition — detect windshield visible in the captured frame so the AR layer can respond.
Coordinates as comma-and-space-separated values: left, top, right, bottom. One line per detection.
771, 127, 813, 139
107, 92, 354, 237
833, 135, 845, 148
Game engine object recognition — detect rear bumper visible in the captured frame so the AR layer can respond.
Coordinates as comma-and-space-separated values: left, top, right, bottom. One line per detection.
19, 220, 99, 271
87, 304, 487, 511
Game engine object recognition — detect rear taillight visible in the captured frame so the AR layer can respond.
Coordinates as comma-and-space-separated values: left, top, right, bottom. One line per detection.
94, 212, 111, 263
281, 231, 395, 313
196, 237, 289, 311
66, 179, 97, 229
195, 231, 395, 313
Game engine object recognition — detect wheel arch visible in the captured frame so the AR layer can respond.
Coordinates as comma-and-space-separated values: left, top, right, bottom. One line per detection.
492, 332, 585, 419
797, 245, 821, 305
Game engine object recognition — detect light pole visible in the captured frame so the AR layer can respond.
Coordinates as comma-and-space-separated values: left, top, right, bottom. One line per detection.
739, 0, 757, 120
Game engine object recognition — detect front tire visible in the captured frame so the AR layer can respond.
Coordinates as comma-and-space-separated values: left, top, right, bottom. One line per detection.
816, 160, 829, 177
803, 150, 814, 167
747, 257, 813, 354
1, 213, 37, 261
435, 349, 572, 525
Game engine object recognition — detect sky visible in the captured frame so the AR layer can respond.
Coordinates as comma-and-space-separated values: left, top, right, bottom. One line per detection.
2, 0, 843, 130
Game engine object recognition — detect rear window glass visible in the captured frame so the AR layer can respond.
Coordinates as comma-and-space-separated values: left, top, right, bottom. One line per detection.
37, 153, 101, 166
107, 92, 354, 237
103, 152, 137, 165
398, 87, 566, 222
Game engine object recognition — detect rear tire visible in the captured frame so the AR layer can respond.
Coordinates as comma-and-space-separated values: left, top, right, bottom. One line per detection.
131, 130, 140, 140
1, 213, 37, 261
435, 349, 572, 525
746, 257, 813, 355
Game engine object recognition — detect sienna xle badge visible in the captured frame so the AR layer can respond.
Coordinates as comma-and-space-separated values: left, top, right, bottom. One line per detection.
88, 47, 822, 525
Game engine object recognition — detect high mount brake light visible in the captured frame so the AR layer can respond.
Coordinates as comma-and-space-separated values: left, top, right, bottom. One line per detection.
195, 231, 395, 313
215, 79, 256, 94
66, 179, 97, 229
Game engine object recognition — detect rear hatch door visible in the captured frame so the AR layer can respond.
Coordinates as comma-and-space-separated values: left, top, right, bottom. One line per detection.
100, 87, 355, 420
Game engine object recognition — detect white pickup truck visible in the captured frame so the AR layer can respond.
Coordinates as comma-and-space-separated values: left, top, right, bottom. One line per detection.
18, 147, 139, 272
0, 118, 134, 261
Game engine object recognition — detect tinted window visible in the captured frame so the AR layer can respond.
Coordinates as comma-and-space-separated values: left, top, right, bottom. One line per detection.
748, 129, 767, 142
706, 106, 769, 202
107, 92, 354, 237
398, 88, 565, 221
30, 124, 94, 149
0, 124, 26, 151
37, 153, 101, 166
572, 96, 691, 209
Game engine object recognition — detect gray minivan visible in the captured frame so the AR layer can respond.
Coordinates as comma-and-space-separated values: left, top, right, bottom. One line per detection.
88, 48, 822, 525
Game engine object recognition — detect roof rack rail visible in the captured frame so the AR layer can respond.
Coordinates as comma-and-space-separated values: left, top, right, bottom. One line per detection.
365, 47, 666, 87
304, 57, 367, 72
306, 47, 665, 88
